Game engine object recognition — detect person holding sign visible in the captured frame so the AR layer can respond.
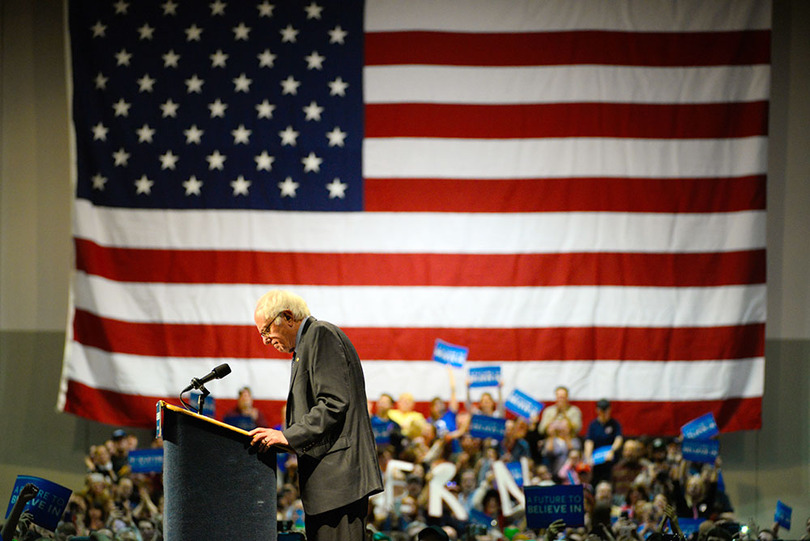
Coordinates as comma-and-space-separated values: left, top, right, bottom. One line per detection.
1, 482, 40, 541
584, 399, 624, 486
538, 386, 582, 436
248, 289, 383, 541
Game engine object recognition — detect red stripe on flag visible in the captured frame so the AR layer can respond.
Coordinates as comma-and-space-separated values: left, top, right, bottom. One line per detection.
365, 30, 771, 67
364, 176, 766, 213
75, 239, 765, 287
366, 102, 769, 139
72, 310, 764, 362
62, 380, 761, 434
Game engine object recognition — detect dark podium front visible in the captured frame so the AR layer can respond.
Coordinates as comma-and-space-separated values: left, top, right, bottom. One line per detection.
158, 401, 277, 540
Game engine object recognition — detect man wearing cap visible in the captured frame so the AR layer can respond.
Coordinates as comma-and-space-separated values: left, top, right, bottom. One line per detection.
584, 399, 624, 486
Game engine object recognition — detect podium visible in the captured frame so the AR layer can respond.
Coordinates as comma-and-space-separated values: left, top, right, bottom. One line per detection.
157, 401, 277, 540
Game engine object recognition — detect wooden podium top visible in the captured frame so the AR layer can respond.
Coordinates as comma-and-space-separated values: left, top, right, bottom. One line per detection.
157, 400, 252, 438
156, 400, 295, 453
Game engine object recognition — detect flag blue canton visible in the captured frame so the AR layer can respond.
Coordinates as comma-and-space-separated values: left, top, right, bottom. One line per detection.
69, 0, 364, 211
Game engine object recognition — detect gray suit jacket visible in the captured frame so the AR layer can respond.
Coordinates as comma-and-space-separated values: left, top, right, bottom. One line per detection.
281, 317, 384, 515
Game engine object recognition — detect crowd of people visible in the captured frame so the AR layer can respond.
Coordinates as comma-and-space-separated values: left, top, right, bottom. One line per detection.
2, 384, 808, 541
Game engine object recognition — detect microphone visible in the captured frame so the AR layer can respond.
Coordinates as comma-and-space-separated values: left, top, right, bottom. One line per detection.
183, 363, 232, 393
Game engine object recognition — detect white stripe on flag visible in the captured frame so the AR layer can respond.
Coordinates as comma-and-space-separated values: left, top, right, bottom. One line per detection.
364, 66, 771, 105
65, 343, 765, 402
73, 200, 766, 253
364, 0, 771, 32
363, 137, 768, 179
73, 273, 766, 328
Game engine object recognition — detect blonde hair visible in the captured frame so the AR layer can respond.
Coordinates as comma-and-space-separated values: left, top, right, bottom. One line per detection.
255, 289, 311, 322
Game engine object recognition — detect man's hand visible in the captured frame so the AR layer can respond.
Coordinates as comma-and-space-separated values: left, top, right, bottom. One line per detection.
249, 427, 289, 452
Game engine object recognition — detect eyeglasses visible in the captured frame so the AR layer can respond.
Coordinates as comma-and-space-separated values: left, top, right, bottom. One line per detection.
259, 311, 288, 339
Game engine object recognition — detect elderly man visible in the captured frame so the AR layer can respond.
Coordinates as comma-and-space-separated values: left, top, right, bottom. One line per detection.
248, 289, 383, 540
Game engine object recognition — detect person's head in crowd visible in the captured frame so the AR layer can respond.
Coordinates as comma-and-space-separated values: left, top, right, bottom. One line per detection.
429, 397, 446, 420
110, 429, 129, 455
548, 417, 573, 438
590, 501, 613, 535
534, 463, 555, 485
397, 392, 416, 413
685, 474, 706, 502
138, 519, 156, 541
459, 469, 477, 493
54, 520, 78, 541
90, 444, 113, 469
418, 525, 450, 541
406, 474, 424, 498
625, 483, 649, 508
514, 417, 529, 438
704, 526, 733, 541
400, 495, 419, 522
555, 385, 571, 410
649, 438, 667, 463
595, 399, 612, 422
652, 493, 668, 516
575, 462, 592, 485
595, 481, 613, 504
482, 488, 502, 518
460, 432, 481, 456
479, 391, 497, 415
621, 439, 645, 463
236, 386, 255, 413
377, 393, 395, 417
757, 529, 776, 541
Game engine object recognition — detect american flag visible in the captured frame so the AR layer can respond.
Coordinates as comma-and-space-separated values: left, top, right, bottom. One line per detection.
60, 0, 769, 435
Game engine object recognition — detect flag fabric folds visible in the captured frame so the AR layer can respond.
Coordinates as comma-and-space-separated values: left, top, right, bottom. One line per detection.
60, 0, 770, 434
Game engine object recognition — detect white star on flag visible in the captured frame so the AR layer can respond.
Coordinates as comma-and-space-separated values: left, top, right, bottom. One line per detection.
134, 174, 153, 194
301, 152, 323, 173
230, 175, 251, 195
278, 176, 299, 197
326, 177, 347, 199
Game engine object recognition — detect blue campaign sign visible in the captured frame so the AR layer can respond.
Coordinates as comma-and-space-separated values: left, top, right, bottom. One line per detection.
188, 390, 216, 417
4, 475, 72, 532
681, 439, 719, 464
223, 414, 258, 431
774, 500, 792, 530
524, 484, 585, 529
371, 417, 394, 445
678, 518, 703, 538
129, 448, 164, 474
680, 412, 719, 440
432, 338, 468, 368
469, 414, 507, 441
506, 461, 524, 487
592, 446, 613, 465
504, 389, 544, 419
469, 508, 496, 527
469, 366, 501, 388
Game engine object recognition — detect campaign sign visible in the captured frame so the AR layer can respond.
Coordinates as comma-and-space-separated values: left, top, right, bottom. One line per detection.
469, 507, 496, 527
188, 390, 216, 417
223, 414, 257, 431
524, 484, 585, 529
469, 366, 501, 388
504, 389, 544, 419
775, 500, 792, 530
371, 417, 394, 446
680, 412, 719, 440
592, 446, 613, 465
678, 518, 703, 538
432, 338, 468, 368
506, 461, 524, 487
469, 414, 507, 441
128, 448, 164, 474
4, 475, 72, 531
681, 439, 719, 464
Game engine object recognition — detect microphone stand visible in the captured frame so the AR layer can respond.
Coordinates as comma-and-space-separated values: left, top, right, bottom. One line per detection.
196, 384, 210, 415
